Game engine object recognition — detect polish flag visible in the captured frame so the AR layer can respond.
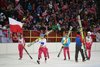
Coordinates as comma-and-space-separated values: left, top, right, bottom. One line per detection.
9, 17, 23, 33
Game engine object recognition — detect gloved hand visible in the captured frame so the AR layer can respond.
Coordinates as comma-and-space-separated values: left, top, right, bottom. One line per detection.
62, 45, 64, 48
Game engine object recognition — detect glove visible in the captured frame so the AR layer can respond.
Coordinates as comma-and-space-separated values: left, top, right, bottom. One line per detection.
62, 45, 64, 48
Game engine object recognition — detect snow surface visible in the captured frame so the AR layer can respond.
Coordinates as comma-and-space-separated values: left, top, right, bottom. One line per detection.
0, 51, 100, 67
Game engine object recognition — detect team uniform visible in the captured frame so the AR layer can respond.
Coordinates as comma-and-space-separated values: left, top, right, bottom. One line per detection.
61, 36, 70, 60
37, 36, 49, 64
85, 32, 93, 60
18, 37, 25, 60
75, 32, 85, 62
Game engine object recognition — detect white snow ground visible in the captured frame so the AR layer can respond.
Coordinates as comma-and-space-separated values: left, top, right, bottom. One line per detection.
0, 51, 100, 67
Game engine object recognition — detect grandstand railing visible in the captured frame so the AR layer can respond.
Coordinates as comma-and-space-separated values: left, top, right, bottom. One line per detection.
23, 30, 96, 42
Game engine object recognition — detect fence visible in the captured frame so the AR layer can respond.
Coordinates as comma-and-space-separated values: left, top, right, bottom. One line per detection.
23, 30, 96, 42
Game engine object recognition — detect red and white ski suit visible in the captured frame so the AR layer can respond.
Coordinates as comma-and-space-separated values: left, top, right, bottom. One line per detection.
38, 38, 49, 59
85, 36, 92, 59
18, 38, 25, 59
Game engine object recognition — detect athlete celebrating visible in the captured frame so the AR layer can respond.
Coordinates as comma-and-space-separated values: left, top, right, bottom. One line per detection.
61, 31, 70, 60
37, 34, 49, 64
85, 31, 93, 60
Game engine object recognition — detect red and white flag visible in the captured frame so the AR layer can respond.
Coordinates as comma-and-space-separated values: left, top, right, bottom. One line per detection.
8, 17, 23, 33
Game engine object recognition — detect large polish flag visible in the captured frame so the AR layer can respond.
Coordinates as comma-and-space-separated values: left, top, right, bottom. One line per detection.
9, 17, 23, 33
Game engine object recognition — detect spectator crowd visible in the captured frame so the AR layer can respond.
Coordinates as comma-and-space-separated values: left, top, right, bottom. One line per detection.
0, 0, 100, 42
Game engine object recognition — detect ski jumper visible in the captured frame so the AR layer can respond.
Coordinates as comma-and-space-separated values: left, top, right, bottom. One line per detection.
85, 36, 92, 59
38, 38, 48, 60
61, 36, 70, 60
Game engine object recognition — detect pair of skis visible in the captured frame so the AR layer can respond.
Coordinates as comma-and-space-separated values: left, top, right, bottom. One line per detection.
27, 30, 53, 47
27, 23, 61, 47
57, 26, 73, 57
77, 15, 88, 59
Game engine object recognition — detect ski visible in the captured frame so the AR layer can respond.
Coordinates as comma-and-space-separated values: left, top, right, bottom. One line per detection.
23, 47, 33, 59
57, 46, 63, 57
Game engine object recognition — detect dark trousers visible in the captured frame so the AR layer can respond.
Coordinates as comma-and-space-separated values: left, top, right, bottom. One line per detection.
75, 45, 85, 62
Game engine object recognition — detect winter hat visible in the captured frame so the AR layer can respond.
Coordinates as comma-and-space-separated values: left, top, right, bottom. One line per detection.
87, 31, 91, 35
